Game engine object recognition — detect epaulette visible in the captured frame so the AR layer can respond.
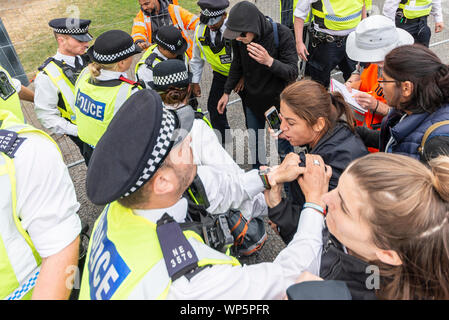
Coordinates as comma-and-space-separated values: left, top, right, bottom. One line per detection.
37, 57, 55, 72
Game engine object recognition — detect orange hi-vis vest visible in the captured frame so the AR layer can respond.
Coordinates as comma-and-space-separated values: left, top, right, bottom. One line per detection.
131, 3, 199, 59
353, 64, 386, 153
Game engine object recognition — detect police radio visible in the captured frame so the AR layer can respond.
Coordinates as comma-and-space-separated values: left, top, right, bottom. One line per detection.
203, 214, 234, 253
0, 71, 16, 101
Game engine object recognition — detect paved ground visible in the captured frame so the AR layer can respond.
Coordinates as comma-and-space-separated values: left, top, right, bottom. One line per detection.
9, 0, 449, 266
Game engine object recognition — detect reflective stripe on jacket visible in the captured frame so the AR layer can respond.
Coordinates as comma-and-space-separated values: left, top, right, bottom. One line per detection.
399, 0, 432, 19
135, 44, 190, 82
194, 24, 232, 77
0, 110, 60, 300
78, 201, 240, 300
42, 61, 77, 124
311, 0, 366, 31
74, 69, 141, 147
0, 66, 24, 123
131, 4, 199, 58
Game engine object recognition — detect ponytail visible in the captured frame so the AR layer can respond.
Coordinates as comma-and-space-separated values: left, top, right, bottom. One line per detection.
429, 155, 449, 202
437, 64, 449, 102
160, 86, 190, 107
330, 91, 355, 132
88, 61, 120, 81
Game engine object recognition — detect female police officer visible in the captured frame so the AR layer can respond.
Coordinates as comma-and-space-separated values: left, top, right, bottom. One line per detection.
74, 30, 142, 164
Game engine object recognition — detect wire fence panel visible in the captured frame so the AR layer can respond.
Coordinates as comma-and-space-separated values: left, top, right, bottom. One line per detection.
1, 0, 449, 169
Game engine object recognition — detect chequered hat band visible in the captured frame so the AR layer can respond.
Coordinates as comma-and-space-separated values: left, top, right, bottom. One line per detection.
154, 71, 189, 87
155, 34, 177, 52
93, 44, 136, 63
123, 109, 177, 197
201, 8, 226, 17
52, 26, 89, 34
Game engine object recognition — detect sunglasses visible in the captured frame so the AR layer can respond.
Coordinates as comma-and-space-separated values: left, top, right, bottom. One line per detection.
239, 32, 247, 38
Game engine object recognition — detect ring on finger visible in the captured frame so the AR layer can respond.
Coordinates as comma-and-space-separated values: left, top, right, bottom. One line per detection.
313, 159, 320, 166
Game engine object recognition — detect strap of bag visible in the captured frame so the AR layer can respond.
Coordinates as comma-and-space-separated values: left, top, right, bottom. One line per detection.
418, 120, 449, 155
265, 16, 279, 51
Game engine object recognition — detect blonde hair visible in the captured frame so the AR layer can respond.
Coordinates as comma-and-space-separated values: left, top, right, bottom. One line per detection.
88, 61, 120, 79
347, 153, 449, 299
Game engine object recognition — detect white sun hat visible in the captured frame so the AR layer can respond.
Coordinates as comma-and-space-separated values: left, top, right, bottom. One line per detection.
346, 15, 414, 63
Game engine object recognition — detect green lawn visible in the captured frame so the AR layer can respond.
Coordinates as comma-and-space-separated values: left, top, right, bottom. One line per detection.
18, 0, 198, 78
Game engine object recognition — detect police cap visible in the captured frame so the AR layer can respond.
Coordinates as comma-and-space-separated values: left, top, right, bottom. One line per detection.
49, 18, 93, 42
86, 89, 195, 205
155, 26, 187, 56
150, 59, 192, 92
87, 30, 142, 64
197, 0, 229, 26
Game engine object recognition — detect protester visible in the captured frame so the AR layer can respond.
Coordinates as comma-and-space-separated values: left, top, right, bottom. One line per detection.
78, 89, 333, 300
344, 15, 414, 152
265, 80, 368, 244
383, 0, 444, 47
356, 44, 449, 162
34, 18, 93, 162
217, 1, 298, 169
131, 0, 199, 58
0, 110, 81, 300
73, 30, 142, 162
313, 153, 449, 299
345, 15, 414, 130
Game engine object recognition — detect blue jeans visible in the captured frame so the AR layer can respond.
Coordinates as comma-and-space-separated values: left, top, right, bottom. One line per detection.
243, 106, 293, 170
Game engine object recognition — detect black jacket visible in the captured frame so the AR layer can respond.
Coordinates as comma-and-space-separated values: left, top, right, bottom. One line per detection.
268, 121, 368, 244
320, 227, 378, 300
223, 2, 298, 119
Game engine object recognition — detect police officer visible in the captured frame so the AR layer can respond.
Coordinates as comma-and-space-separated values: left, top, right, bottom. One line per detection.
190, 0, 236, 145
151, 59, 268, 229
294, 0, 370, 88
34, 18, 93, 162
74, 30, 142, 158
0, 110, 81, 300
280, 0, 300, 32
0, 65, 34, 122
78, 89, 328, 300
383, 0, 444, 47
135, 25, 190, 89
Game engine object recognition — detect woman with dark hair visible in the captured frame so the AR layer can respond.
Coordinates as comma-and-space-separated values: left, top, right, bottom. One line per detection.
265, 80, 368, 245
357, 44, 449, 161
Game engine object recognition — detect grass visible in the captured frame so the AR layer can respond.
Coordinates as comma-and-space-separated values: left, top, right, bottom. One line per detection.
15, 0, 198, 79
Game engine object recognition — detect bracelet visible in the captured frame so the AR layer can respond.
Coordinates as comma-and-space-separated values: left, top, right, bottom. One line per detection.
303, 202, 326, 217
259, 169, 271, 190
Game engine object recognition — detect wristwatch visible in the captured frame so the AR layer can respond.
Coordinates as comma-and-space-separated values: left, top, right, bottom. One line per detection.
259, 168, 271, 190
